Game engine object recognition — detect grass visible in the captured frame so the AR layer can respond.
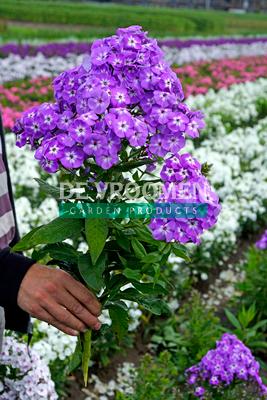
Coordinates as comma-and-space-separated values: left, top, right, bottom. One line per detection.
0, 0, 267, 42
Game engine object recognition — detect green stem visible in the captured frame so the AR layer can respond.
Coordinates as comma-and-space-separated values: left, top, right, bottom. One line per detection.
81, 329, 92, 387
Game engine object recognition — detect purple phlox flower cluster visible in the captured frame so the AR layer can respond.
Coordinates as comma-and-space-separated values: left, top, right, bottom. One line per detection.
186, 333, 267, 398
148, 152, 221, 244
0, 336, 58, 400
13, 25, 205, 173
255, 230, 267, 250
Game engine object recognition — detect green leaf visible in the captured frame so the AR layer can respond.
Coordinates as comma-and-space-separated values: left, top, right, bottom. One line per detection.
249, 341, 267, 349
85, 219, 108, 265
66, 338, 82, 374
131, 238, 147, 259
32, 242, 78, 264
13, 218, 83, 251
109, 305, 129, 342
132, 281, 168, 296
117, 288, 168, 315
171, 243, 191, 262
253, 319, 267, 331
225, 309, 242, 330
141, 252, 161, 264
34, 178, 61, 198
135, 225, 158, 244
78, 252, 106, 292
123, 268, 142, 281
115, 231, 131, 252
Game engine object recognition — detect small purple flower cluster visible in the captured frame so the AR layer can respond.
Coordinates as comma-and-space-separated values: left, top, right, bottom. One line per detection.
186, 333, 267, 398
149, 153, 221, 244
13, 25, 204, 173
0, 336, 57, 400
255, 230, 267, 250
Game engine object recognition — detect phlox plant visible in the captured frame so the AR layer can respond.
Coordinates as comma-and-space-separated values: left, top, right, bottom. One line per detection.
186, 333, 267, 399
0, 335, 57, 400
12, 26, 220, 384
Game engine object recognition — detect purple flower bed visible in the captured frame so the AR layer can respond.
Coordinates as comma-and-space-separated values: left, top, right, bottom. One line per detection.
1, 36, 267, 58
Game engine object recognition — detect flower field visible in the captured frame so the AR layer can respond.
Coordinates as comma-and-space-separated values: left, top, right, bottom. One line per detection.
1, 16, 267, 400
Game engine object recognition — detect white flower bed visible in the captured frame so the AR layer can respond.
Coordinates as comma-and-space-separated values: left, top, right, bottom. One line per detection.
189, 117, 267, 252
163, 41, 267, 65
0, 336, 58, 400
187, 78, 267, 137
0, 53, 84, 84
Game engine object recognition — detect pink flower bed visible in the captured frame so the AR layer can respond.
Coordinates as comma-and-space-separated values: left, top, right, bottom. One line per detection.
0, 77, 52, 130
174, 55, 267, 96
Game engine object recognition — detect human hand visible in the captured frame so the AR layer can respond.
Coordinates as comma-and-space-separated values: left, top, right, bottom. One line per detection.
17, 264, 102, 336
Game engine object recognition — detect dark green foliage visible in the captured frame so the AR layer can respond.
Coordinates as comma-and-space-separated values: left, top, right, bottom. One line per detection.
238, 247, 267, 319
115, 352, 184, 400
1, 0, 267, 41
150, 292, 222, 376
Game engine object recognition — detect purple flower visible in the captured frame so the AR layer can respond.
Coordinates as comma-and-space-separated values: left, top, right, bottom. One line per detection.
40, 158, 59, 173
38, 105, 59, 131
149, 135, 168, 157
91, 45, 110, 66
186, 333, 267, 398
111, 87, 130, 107
87, 89, 110, 114
69, 118, 91, 143
113, 114, 134, 138
84, 134, 106, 156
95, 152, 118, 170
162, 133, 185, 154
168, 112, 189, 132
149, 219, 176, 242
194, 387, 205, 397
255, 230, 267, 250
44, 138, 64, 160
186, 116, 206, 138
57, 110, 73, 130
61, 146, 84, 169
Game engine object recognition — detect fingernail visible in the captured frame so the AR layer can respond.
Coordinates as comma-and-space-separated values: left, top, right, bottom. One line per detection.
94, 322, 102, 331
72, 330, 79, 336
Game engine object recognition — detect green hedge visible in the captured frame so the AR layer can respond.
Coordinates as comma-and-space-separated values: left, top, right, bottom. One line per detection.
1, 0, 267, 38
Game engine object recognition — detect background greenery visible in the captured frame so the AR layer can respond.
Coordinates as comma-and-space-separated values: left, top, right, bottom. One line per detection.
1, 0, 267, 41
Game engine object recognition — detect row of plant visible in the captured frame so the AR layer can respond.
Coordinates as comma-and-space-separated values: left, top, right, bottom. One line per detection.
174, 55, 267, 96
1, 57, 267, 130
0, 37, 267, 62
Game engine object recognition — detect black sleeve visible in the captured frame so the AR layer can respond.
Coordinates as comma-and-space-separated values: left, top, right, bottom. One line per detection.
0, 111, 35, 332
0, 247, 35, 332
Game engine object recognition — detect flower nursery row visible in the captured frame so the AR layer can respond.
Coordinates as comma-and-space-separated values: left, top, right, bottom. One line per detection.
1, 37, 267, 85
1, 36, 267, 64
1, 52, 267, 130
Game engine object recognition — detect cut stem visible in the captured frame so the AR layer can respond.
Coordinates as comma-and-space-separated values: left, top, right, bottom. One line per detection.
81, 329, 92, 387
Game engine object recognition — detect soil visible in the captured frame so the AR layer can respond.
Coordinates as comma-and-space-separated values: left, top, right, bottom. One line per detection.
65, 331, 148, 400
